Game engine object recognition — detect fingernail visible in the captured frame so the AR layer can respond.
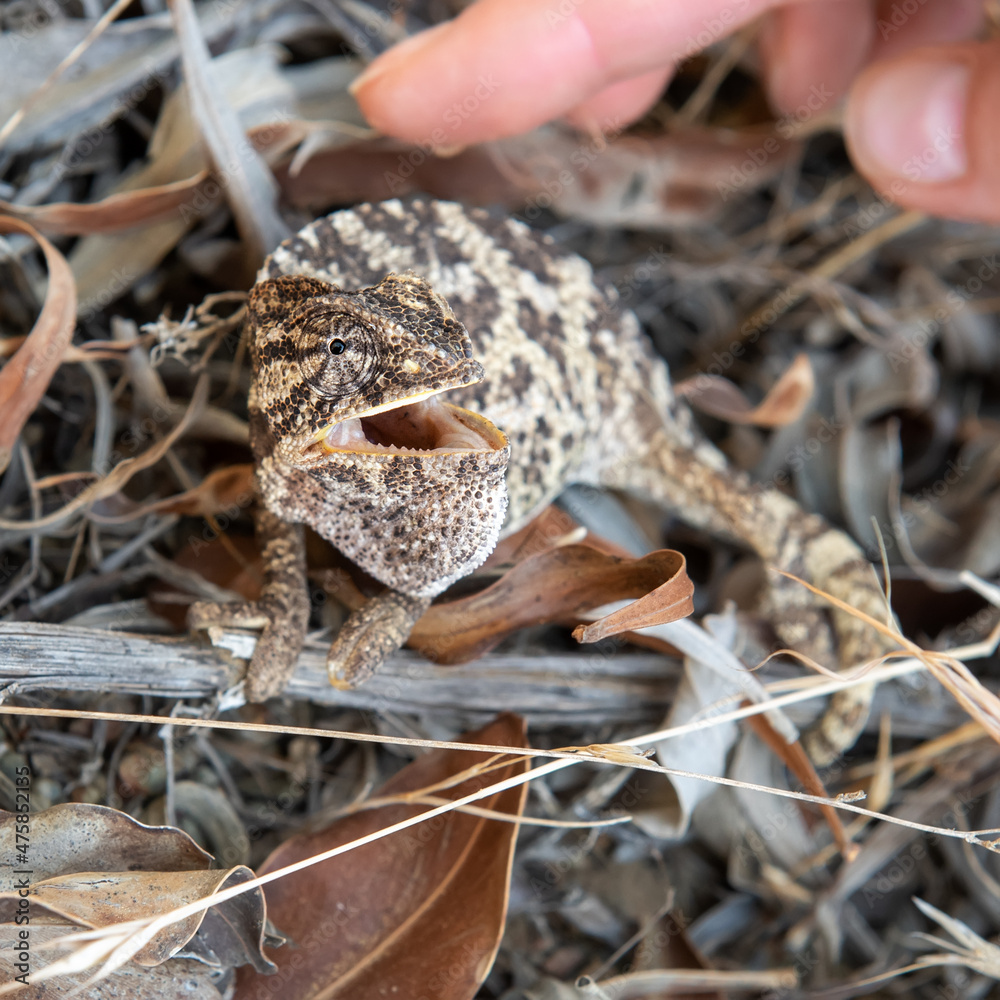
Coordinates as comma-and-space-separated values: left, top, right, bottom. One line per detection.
854, 59, 970, 182
349, 24, 447, 96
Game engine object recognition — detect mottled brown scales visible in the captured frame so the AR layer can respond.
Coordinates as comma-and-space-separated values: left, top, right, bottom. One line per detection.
191, 198, 889, 760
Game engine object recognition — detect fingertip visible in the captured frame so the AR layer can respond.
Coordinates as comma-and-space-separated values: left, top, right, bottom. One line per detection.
846, 55, 969, 183
759, 0, 873, 115
350, 23, 453, 141
845, 42, 1000, 222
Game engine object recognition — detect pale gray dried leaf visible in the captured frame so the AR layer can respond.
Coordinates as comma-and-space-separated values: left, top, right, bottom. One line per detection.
144, 781, 250, 868
70, 46, 295, 307
728, 730, 815, 874
842, 341, 938, 423
283, 57, 368, 128
839, 418, 900, 557
958, 493, 1000, 577
0, 804, 211, 890
0, 19, 173, 151
632, 612, 743, 841
169, 0, 290, 259
0, 4, 246, 153
767, 410, 845, 523
0, 925, 220, 1000
752, 351, 845, 523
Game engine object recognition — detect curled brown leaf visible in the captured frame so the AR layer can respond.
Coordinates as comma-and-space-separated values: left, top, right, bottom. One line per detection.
0, 173, 210, 236
0, 217, 77, 473
675, 353, 815, 427
409, 545, 693, 663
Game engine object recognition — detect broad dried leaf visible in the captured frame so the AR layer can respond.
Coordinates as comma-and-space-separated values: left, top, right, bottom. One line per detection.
274, 126, 800, 228
147, 463, 255, 518
0, 805, 273, 982
482, 504, 592, 567
572, 552, 694, 643
409, 546, 693, 663
0, 926, 220, 1000
0, 19, 175, 151
674, 354, 814, 427
16, 868, 272, 970
0, 804, 211, 886
234, 714, 529, 1000
69, 47, 295, 306
843, 341, 938, 423
0, 217, 76, 474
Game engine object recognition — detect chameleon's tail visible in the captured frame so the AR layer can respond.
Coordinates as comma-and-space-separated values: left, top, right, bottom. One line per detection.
603, 425, 894, 764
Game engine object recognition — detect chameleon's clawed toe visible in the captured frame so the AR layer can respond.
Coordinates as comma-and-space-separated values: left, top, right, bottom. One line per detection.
188, 589, 309, 702
187, 598, 270, 632
327, 590, 431, 688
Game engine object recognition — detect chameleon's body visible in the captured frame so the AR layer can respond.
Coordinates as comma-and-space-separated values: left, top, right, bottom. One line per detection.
192, 198, 887, 761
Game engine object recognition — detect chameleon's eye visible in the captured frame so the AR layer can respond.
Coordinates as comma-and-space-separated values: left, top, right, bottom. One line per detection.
298, 309, 379, 399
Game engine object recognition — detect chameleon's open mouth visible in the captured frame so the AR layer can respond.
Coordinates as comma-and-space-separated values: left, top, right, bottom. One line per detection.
319, 394, 506, 456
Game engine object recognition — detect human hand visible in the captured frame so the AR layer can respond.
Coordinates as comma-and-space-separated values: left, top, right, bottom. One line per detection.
350, 0, 1000, 223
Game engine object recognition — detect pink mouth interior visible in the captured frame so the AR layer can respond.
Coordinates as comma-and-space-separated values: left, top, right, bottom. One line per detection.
323, 396, 492, 454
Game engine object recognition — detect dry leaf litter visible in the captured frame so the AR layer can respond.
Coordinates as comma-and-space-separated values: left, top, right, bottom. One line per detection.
0, 2, 999, 999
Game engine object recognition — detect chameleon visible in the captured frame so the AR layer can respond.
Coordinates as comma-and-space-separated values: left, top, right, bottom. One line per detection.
189, 197, 891, 762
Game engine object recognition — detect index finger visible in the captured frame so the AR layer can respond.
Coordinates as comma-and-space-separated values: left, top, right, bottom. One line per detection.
351, 0, 785, 147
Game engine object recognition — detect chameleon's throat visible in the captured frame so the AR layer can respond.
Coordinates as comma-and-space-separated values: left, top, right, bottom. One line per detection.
320, 396, 504, 456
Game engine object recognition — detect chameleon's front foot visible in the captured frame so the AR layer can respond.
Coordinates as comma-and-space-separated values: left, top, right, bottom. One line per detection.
327, 590, 431, 688
187, 510, 309, 702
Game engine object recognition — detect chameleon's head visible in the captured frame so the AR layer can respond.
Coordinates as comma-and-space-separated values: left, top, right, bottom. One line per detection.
249, 272, 510, 597
249, 271, 505, 461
